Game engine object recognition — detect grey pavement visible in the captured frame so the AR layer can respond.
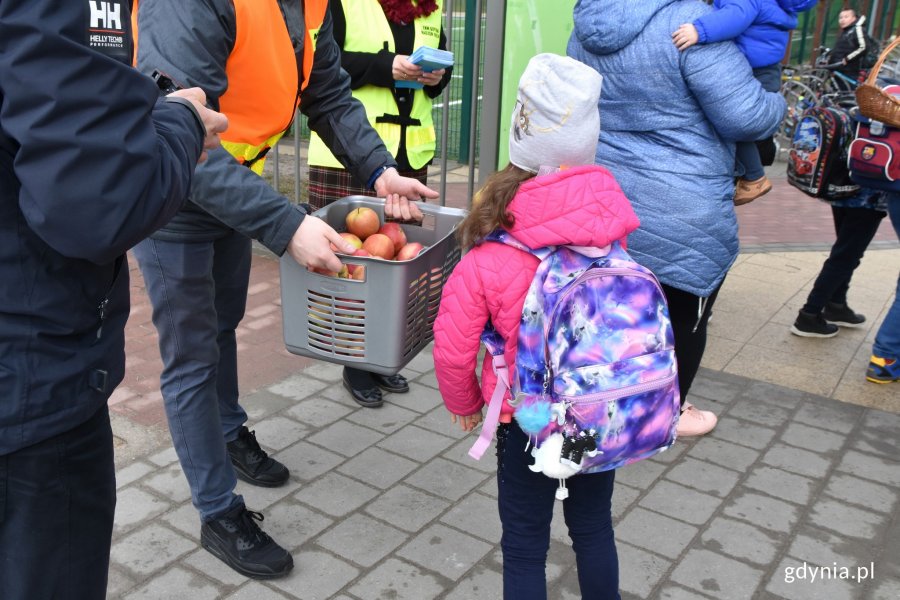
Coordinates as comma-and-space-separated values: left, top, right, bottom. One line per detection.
106, 246, 900, 600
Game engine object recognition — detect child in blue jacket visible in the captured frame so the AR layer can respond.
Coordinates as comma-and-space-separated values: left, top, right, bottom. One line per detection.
673, 0, 817, 205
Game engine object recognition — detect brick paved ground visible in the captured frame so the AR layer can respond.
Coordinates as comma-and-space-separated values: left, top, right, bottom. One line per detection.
105, 169, 900, 599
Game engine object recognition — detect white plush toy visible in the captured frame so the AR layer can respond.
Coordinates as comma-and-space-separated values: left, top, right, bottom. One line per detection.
528, 433, 580, 500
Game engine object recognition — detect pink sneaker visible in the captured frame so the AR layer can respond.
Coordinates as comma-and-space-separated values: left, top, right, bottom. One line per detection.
676, 402, 718, 437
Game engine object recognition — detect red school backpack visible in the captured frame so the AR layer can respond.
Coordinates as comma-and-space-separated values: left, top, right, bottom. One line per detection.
848, 85, 900, 192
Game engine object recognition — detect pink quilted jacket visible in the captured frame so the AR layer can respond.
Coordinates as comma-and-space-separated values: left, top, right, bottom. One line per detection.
433, 165, 640, 419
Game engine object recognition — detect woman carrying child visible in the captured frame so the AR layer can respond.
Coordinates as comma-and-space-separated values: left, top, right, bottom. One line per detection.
433, 54, 637, 600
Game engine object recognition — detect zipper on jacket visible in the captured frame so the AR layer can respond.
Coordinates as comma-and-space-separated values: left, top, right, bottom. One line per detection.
558, 372, 678, 405
96, 256, 124, 341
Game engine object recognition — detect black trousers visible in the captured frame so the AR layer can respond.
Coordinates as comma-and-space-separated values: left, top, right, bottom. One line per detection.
0, 405, 116, 600
662, 281, 723, 406
802, 206, 886, 314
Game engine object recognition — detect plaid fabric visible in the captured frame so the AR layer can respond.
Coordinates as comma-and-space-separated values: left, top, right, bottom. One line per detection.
307, 165, 428, 210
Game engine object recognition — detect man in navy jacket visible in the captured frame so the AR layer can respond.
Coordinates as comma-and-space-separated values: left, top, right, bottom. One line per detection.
0, 1, 227, 598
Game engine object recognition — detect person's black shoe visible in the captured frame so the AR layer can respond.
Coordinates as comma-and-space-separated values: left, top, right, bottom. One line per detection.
227, 426, 289, 487
822, 302, 866, 327
790, 310, 839, 338
342, 374, 383, 408
200, 505, 293, 579
372, 373, 410, 393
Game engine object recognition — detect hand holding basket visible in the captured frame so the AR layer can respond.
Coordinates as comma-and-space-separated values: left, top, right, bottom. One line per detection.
856, 37, 900, 127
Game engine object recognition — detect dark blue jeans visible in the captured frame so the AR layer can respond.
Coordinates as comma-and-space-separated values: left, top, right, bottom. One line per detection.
802, 206, 886, 314
0, 405, 115, 600
873, 197, 900, 359
133, 231, 252, 520
736, 64, 783, 181
496, 422, 620, 600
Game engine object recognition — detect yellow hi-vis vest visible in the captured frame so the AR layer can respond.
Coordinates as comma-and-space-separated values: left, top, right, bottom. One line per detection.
307, 0, 442, 171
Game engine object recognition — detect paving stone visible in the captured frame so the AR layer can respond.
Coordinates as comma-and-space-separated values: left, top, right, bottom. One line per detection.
657, 585, 718, 599
710, 417, 777, 450
761, 443, 834, 479
671, 549, 764, 599
405, 457, 488, 501
366, 484, 451, 532
616, 542, 672, 598
337, 446, 419, 489
106, 565, 137, 599
808, 497, 887, 539
267, 374, 330, 401
272, 441, 345, 482
688, 374, 743, 404
268, 550, 359, 599
242, 389, 301, 422
822, 472, 898, 514
687, 437, 760, 472
259, 500, 333, 552
114, 486, 171, 534
415, 370, 440, 389
479, 476, 499, 499
387, 382, 445, 414
122, 566, 221, 600
443, 436, 499, 474
159, 502, 199, 539
723, 490, 801, 533
639, 480, 722, 525
345, 401, 420, 434
284, 396, 355, 428
787, 526, 875, 568
397, 523, 493, 581
615, 507, 699, 559
293, 472, 379, 517
141, 464, 192, 503
116, 461, 155, 489
235, 475, 300, 512
837, 450, 900, 488
647, 439, 688, 464
612, 483, 641, 520
402, 348, 436, 374
444, 564, 503, 600
306, 419, 385, 458
738, 380, 806, 409
300, 360, 344, 382
700, 516, 783, 565
246, 415, 308, 451
147, 446, 179, 467
727, 400, 793, 428
743, 466, 816, 505
793, 399, 863, 434
765, 556, 864, 600
664, 457, 741, 498
224, 583, 292, 600
347, 557, 446, 600
849, 427, 900, 460
376, 425, 456, 462
413, 405, 469, 439
111, 524, 197, 576
183, 548, 249, 587
315, 513, 408, 567
870, 577, 900, 600
615, 457, 668, 489
779, 422, 846, 454
441, 492, 501, 543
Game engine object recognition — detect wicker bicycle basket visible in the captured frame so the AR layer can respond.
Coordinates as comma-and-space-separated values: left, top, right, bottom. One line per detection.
856, 37, 900, 127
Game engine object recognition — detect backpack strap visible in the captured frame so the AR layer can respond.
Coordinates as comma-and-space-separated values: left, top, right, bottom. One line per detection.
468, 323, 511, 460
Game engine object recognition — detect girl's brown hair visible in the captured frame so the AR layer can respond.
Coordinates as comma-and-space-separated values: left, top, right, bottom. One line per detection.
456, 164, 535, 250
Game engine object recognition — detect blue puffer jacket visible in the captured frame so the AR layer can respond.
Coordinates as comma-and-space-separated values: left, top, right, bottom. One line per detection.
694, 0, 817, 68
568, 0, 785, 296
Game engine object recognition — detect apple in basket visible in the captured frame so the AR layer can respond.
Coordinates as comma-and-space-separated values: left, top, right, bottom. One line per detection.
331, 232, 362, 252
395, 242, 425, 261
311, 265, 350, 279
362, 233, 395, 260
377, 222, 407, 254
345, 207, 380, 240
347, 249, 370, 280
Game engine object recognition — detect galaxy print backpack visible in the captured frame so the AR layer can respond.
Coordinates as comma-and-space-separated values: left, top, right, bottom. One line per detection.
468, 231, 680, 500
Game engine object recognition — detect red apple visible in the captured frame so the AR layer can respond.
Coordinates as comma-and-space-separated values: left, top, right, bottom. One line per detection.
331, 232, 363, 252
346, 248, 370, 277
345, 207, 380, 240
378, 222, 407, 253
395, 242, 425, 261
362, 233, 395, 260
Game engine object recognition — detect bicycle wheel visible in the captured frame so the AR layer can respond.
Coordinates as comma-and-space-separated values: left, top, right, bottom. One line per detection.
776, 80, 819, 160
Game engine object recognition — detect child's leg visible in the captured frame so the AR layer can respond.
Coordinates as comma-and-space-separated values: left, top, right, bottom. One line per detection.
735, 141, 765, 181
496, 423, 558, 600
564, 469, 620, 599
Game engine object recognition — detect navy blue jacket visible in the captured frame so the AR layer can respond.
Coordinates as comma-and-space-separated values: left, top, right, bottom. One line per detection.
0, 0, 206, 453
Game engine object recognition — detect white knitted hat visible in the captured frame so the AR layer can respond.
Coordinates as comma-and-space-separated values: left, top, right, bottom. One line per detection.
508, 53, 602, 174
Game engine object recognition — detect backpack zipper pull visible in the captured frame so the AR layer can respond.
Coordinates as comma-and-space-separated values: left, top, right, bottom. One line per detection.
97, 297, 109, 339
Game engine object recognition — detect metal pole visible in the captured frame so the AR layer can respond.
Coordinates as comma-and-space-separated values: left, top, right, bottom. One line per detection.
476, 0, 506, 190
458, 0, 477, 163
465, 0, 483, 204
438, 0, 455, 206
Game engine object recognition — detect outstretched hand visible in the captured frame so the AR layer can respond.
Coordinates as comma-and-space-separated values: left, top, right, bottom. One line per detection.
168, 88, 228, 164
672, 23, 699, 51
287, 215, 357, 273
373, 167, 438, 221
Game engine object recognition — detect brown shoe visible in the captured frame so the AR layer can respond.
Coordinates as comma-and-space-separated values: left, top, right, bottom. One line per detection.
733, 176, 773, 206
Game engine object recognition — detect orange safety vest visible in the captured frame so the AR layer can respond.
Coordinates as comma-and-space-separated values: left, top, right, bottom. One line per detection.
133, 0, 328, 174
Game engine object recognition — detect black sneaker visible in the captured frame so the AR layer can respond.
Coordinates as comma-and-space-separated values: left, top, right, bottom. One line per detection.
227, 426, 289, 487
822, 302, 866, 327
200, 505, 293, 579
790, 310, 839, 338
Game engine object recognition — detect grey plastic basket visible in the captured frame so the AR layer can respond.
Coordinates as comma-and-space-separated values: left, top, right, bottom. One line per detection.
280, 196, 466, 375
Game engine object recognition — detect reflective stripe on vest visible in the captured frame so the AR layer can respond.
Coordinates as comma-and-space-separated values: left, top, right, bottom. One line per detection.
307, 0, 441, 170
220, 0, 328, 174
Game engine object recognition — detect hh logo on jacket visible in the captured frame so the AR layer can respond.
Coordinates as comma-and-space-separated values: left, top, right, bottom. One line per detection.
86, 0, 132, 65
